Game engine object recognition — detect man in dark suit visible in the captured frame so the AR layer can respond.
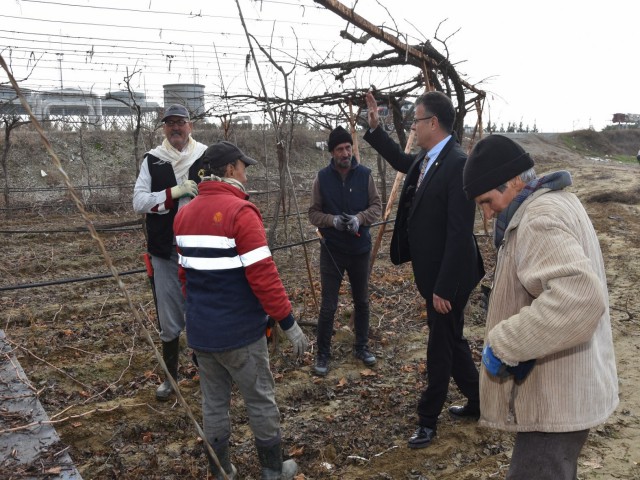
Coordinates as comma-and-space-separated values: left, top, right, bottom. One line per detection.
363, 91, 484, 448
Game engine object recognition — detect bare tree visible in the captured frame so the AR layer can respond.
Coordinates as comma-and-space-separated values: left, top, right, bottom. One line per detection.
1, 113, 30, 210
235, 0, 320, 312
1, 51, 43, 211
235, 1, 299, 244
104, 67, 144, 177
310, 0, 486, 141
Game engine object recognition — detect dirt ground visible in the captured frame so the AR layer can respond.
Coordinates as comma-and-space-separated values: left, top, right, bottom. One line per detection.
1, 132, 639, 479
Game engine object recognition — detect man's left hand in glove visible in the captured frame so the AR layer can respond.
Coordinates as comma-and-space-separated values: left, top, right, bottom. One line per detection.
341, 213, 360, 236
482, 344, 535, 382
283, 321, 309, 358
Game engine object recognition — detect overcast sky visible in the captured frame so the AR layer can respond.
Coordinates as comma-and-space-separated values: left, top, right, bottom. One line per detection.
2, 0, 638, 132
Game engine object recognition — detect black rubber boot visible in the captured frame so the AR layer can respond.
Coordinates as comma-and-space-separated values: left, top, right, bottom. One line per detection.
256, 443, 298, 480
155, 337, 179, 401
208, 442, 237, 480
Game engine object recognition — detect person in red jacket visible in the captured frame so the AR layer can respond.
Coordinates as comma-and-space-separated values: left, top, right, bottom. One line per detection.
174, 141, 308, 480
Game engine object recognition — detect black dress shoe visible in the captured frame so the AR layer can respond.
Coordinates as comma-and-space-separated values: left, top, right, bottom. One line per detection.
448, 404, 480, 420
407, 426, 436, 449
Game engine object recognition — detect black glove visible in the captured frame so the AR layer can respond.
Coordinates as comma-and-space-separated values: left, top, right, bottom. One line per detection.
506, 359, 536, 382
265, 316, 276, 342
340, 213, 360, 235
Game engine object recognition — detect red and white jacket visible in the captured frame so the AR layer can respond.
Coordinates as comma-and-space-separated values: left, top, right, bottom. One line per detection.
173, 181, 293, 352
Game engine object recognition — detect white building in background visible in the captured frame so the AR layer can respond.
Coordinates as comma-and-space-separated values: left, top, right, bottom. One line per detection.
31, 88, 103, 124
163, 83, 205, 119
0, 85, 176, 126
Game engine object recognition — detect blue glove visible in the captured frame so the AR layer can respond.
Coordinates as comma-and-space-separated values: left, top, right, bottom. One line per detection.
482, 344, 508, 378
483, 344, 536, 381
506, 359, 536, 381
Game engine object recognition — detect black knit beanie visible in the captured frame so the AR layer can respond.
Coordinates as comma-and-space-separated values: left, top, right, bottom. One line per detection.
328, 126, 353, 152
463, 135, 535, 199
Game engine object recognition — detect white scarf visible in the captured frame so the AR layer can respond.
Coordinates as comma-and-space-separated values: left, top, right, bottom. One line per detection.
201, 175, 247, 193
147, 136, 207, 184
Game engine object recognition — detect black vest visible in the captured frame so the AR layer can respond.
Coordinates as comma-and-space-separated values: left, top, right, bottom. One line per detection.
145, 154, 204, 259
317, 159, 372, 255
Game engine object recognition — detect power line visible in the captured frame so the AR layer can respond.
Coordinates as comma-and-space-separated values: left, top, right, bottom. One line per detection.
0, 1, 388, 59
2, 49, 244, 77
0, 23, 357, 60
19, 0, 328, 24
0, 14, 244, 37
3, 44, 256, 70
0, 32, 248, 58
1, 0, 422, 118
0, 13, 340, 45
1, 24, 357, 89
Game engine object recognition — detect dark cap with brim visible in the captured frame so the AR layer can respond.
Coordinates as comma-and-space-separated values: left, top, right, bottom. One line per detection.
463, 135, 535, 199
202, 141, 258, 169
162, 104, 190, 122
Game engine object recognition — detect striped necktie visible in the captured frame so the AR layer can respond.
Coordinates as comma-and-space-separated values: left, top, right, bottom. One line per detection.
416, 154, 430, 188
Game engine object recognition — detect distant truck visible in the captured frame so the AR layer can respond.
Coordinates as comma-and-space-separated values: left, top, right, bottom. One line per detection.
612, 113, 640, 124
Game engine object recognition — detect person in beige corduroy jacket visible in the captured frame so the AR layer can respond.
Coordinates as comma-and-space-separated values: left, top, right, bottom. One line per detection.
462, 135, 618, 480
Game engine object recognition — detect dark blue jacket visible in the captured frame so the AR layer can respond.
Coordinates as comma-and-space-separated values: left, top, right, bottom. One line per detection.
317, 158, 372, 255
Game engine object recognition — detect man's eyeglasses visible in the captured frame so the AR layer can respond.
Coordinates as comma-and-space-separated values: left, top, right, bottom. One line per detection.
164, 119, 188, 127
412, 115, 435, 125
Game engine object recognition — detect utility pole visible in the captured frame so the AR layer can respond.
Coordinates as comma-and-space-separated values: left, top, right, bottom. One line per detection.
56, 53, 64, 89
190, 45, 198, 84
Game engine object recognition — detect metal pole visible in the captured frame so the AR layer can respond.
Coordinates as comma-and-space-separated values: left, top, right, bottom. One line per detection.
56, 53, 64, 89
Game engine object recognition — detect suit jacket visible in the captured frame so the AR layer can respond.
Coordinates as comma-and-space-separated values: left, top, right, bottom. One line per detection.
364, 127, 484, 303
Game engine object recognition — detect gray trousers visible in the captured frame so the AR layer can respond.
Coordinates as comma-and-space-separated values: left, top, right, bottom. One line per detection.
196, 336, 281, 448
507, 429, 589, 480
150, 250, 185, 342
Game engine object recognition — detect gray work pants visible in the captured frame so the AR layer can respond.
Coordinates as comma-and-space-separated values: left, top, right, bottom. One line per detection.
150, 250, 185, 342
196, 337, 281, 448
507, 429, 590, 480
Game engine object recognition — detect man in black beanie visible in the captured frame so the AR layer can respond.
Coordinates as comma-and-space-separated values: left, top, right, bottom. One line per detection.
327, 125, 353, 152
309, 125, 381, 376
464, 134, 618, 480
363, 91, 485, 449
